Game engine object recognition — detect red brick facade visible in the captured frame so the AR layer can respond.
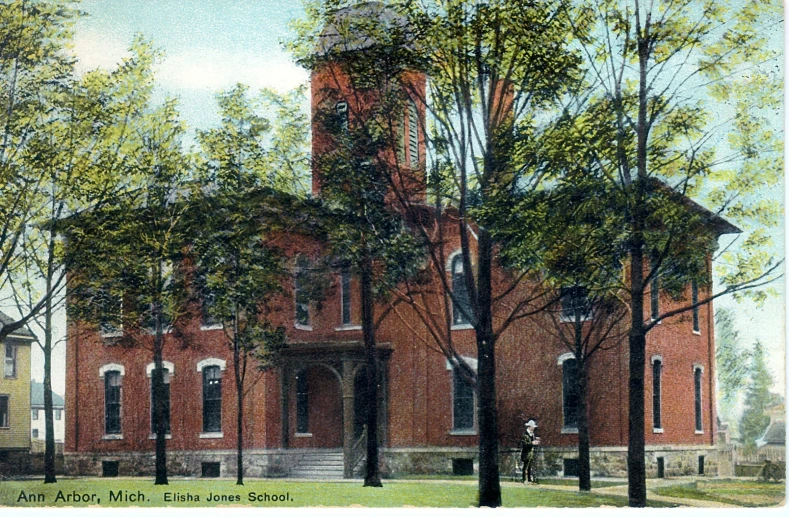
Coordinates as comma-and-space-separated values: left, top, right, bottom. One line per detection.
64, 36, 721, 479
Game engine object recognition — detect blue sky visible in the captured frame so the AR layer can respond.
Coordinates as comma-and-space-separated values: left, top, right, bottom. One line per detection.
29, 0, 785, 407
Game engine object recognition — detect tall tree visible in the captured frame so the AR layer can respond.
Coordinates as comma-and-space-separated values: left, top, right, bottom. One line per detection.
192, 84, 310, 485
738, 340, 774, 448
556, 0, 783, 506
0, 0, 81, 341
66, 97, 191, 486
715, 307, 750, 427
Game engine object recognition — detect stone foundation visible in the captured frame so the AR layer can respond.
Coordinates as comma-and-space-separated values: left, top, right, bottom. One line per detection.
65, 444, 721, 479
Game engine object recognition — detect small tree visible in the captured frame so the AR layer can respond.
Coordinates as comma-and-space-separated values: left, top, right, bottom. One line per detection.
715, 308, 750, 429
192, 84, 310, 485
66, 99, 192, 486
739, 340, 775, 449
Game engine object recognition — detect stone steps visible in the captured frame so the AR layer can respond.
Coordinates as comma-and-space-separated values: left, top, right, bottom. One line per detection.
290, 451, 345, 479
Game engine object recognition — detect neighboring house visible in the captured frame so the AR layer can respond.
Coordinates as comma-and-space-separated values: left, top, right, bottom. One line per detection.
756, 402, 786, 461
64, 3, 734, 480
30, 380, 65, 443
0, 311, 36, 468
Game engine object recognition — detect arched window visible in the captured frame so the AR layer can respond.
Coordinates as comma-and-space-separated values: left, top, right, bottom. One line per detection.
691, 280, 700, 333
202, 365, 222, 433
340, 269, 352, 326
451, 254, 472, 326
652, 357, 663, 430
294, 257, 311, 329
336, 101, 348, 132
408, 99, 419, 167
559, 355, 580, 429
651, 276, 660, 320
102, 369, 123, 435
296, 370, 309, 434
694, 366, 703, 432
452, 368, 475, 431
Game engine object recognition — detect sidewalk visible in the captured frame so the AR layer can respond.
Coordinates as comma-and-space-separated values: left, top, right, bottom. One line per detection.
501, 476, 742, 508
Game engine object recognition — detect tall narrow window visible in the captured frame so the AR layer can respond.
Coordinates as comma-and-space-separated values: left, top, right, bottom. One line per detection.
451, 255, 472, 326
652, 359, 662, 430
452, 368, 475, 431
201, 290, 220, 328
296, 371, 309, 433
691, 280, 700, 332
562, 358, 580, 429
4, 344, 16, 378
560, 286, 591, 322
335, 101, 348, 132
104, 371, 122, 435
408, 99, 419, 167
32, 409, 39, 420
694, 367, 703, 432
151, 368, 171, 434
0, 395, 8, 428
340, 270, 352, 326
99, 291, 122, 336
651, 276, 660, 320
202, 366, 222, 433
294, 260, 310, 328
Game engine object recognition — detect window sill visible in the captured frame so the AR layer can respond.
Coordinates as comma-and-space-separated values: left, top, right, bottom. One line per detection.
653, 428, 664, 434
559, 316, 591, 324
199, 432, 223, 439
334, 325, 362, 331
294, 432, 313, 438
294, 323, 313, 331
451, 323, 474, 331
692, 330, 701, 335
449, 429, 477, 436
695, 430, 704, 435
100, 331, 123, 338
561, 427, 579, 434
4, 375, 17, 380
201, 324, 223, 331
102, 434, 123, 440
148, 434, 172, 440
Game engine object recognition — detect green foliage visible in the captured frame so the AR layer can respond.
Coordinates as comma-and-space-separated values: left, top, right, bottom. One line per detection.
739, 340, 775, 447
715, 308, 750, 425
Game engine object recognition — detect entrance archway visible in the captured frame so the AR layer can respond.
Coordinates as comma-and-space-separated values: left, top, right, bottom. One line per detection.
289, 365, 343, 448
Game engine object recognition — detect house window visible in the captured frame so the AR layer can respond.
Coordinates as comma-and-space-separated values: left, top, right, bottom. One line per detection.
4, 344, 17, 378
452, 367, 475, 431
0, 396, 9, 428
691, 280, 700, 332
651, 276, 659, 320
32, 429, 39, 438
340, 270, 352, 326
408, 99, 419, 167
561, 357, 580, 429
451, 254, 472, 326
694, 367, 703, 432
560, 286, 591, 322
150, 367, 171, 434
104, 371, 122, 435
336, 101, 348, 132
294, 262, 311, 328
202, 290, 220, 328
296, 371, 309, 434
652, 359, 662, 430
32, 409, 39, 420
99, 291, 122, 336
202, 366, 222, 433
55, 409, 62, 421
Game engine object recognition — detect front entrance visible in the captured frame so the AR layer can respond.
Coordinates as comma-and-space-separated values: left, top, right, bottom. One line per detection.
289, 365, 343, 448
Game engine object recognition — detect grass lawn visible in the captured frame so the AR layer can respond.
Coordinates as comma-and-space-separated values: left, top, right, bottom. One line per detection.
653, 479, 786, 507
531, 478, 627, 489
0, 478, 674, 508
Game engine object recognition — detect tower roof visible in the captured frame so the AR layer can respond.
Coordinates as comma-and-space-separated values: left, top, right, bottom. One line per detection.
315, 2, 411, 57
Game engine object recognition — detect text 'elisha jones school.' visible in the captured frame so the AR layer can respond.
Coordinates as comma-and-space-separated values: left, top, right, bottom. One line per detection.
63, 3, 730, 481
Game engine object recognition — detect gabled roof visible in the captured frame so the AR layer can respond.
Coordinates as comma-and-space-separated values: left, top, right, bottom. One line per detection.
0, 310, 37, 340
649, 178, 741, 236
30, 380, 65, 408
757, 421, 786, 447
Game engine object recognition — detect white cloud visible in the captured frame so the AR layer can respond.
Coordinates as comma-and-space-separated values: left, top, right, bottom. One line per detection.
158, 49, 308, 93
71, 30, 131, 73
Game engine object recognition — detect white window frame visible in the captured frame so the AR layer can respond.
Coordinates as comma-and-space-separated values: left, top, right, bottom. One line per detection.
100, 365, 125, 440
693, 364, 704, 434
446, 356, 477, 435
446, 251, 474, 330
557, 353, 580, 433
147, 362, 174, 439
651, 355, 664, 433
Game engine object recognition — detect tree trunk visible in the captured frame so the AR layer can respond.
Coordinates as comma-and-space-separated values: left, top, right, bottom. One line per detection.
476, 229, 501, 507
360, 251, 382, 487
43, 274, 56, 483
627, 245, 647, 506
577, 358, 591, 492
153, 301, 168, 485
234, 330, 244, 486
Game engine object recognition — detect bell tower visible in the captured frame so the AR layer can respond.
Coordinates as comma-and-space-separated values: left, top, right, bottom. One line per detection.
310, 2, 426, 203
